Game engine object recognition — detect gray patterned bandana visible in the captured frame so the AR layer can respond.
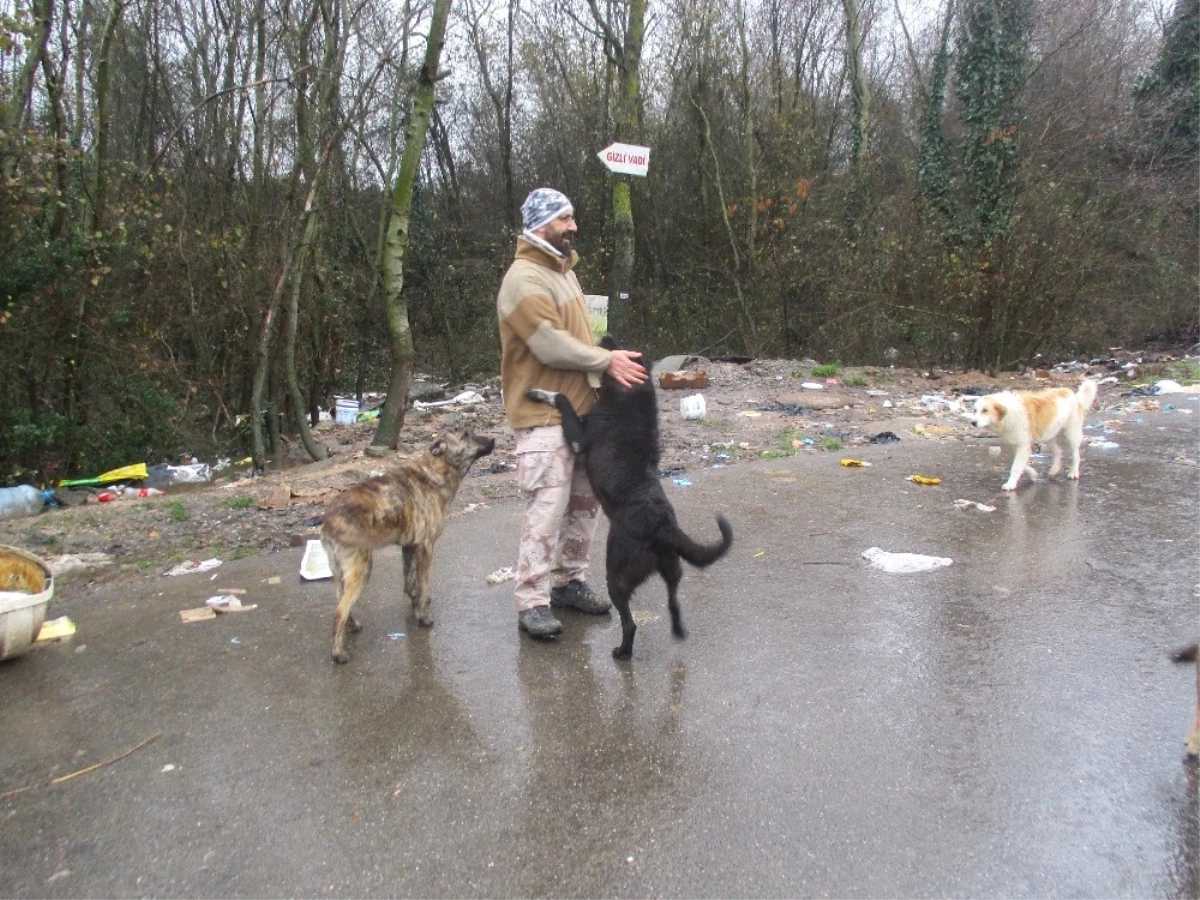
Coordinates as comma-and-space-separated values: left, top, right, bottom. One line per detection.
521, 188, 574, 232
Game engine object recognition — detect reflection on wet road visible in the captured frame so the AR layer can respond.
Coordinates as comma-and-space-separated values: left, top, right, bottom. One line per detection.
0, 411, 1196, 897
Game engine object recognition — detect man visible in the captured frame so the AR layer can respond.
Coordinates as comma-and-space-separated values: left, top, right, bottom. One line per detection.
497, 188, 647, 639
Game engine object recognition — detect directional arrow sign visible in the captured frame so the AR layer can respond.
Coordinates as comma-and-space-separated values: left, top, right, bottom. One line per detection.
597, 142, 651, 177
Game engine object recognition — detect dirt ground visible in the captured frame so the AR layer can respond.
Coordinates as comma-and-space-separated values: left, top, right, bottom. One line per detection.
1, 349, 1193, 586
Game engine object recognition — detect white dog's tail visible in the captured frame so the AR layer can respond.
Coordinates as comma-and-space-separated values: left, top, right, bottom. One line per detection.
1076, 379, 1098, 411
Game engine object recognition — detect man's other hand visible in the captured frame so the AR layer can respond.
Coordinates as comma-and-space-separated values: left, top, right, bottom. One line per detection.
607, 349, 648, 388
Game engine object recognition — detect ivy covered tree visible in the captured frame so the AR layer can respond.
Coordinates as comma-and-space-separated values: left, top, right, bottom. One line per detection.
1131, 0, 1199, 172
954, 0, 1032, 248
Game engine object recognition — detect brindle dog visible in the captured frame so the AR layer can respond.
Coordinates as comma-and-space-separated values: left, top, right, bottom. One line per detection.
526, 337, 733, 660
321, 428, 494, 663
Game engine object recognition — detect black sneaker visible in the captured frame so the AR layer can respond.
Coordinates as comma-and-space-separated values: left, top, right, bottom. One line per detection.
518, 605, 563, 638
550, 581, 612, 615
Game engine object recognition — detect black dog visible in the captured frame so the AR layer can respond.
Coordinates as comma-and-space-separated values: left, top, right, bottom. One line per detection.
526, 338, 733, 659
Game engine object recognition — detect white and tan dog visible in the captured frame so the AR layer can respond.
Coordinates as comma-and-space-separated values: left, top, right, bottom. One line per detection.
968, 380, 1098, 490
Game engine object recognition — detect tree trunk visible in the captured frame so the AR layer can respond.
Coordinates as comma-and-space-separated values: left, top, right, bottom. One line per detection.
588, 0, 644, 341
85, 0, 129, 237
735, 0, 757, 272
842, 0, 869, 172
371, 0, 452, 450
284, 209, 329, 462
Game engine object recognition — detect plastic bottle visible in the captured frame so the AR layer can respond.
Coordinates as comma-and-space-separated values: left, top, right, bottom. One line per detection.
0, 485, 47, 521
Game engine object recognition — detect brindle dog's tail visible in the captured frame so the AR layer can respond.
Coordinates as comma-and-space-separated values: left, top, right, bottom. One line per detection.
663, 514, 733, 567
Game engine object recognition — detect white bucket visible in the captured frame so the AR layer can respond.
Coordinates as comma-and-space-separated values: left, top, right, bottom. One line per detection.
680, 394, 707, 420
335, 398, 359, 424
0, 545, 54, 661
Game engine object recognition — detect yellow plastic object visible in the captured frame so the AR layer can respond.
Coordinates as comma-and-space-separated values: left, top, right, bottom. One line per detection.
36, 616, 75, 641
840, 458, 871, 467
910, 474, 941, 485
59, 463, 149, 488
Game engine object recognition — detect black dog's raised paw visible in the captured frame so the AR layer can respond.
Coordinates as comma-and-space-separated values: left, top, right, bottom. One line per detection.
524, 388, 558, 405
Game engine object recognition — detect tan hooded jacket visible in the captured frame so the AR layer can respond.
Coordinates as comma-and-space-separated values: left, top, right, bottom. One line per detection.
497, 237, 612, 428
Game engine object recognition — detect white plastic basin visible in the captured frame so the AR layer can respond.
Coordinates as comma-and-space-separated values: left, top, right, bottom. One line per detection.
0, 545, 54, 661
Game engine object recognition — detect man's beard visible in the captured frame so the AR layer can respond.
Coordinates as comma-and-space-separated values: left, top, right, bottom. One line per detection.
546, 232, 573, 256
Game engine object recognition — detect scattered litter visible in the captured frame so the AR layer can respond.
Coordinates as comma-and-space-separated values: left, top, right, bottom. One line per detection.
148, 462, 212, 485
459, 502, 489, 515
0, 484, 48, 521
1087, 438, 1120, 450
750, 401, 809, 414
165, 558, 222, 577
651, 355, 702, 378
413, 390, 486, 410
910, 474, 941, 485
673, 478, 692, 487
660, 371, 710, 390
161, 764, 176, 773
753, 550, 765, 558
36, 616, 76, 642
918, 394, 962, 414
869, 431, 900, 444
300, 540, 332, 581
258, 486, 293, 511
388, 632, 406, 640
59, 463, 149, 488
740, 410, 763, 417
96, 486, 165, 502
800, 382, 825, 390
882, 400, 893, 408
44, 553, 113, 576
840, 458, 872, 468
954, 499, 997, 513
266, 576, 282, 585
679, 394, 707, 419
335, 397, 360, 424
205, 595, 256, 612
230, 637, 241, 644
179, 607, 217, 623
866, 390, 889, 397
862, 547, 953, 573
1153, 379, 1200, 394
912, 424, 956, 436
486, 566, 516, 585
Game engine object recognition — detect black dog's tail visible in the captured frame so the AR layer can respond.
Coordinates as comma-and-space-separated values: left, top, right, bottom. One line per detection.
663, 514, 733, 568
1174, 643, 1198, 663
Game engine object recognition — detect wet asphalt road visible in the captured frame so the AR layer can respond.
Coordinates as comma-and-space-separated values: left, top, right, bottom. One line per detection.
1, 409, 1198, 898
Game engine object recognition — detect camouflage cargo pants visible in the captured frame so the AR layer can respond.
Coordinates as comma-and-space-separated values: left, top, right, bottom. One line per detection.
513, 425, 599, 611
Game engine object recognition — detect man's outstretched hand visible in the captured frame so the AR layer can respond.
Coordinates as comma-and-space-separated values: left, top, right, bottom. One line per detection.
607, 349, 648, 387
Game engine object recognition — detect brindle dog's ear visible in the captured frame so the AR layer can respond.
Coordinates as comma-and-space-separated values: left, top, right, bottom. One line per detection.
430, 437, 445, 455
599, 334, 619, 351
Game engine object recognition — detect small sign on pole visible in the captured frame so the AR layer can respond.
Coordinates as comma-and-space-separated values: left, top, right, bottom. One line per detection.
597, 142, 651, 177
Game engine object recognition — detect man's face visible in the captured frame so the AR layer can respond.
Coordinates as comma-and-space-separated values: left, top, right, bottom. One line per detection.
536, 212, 577, 255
